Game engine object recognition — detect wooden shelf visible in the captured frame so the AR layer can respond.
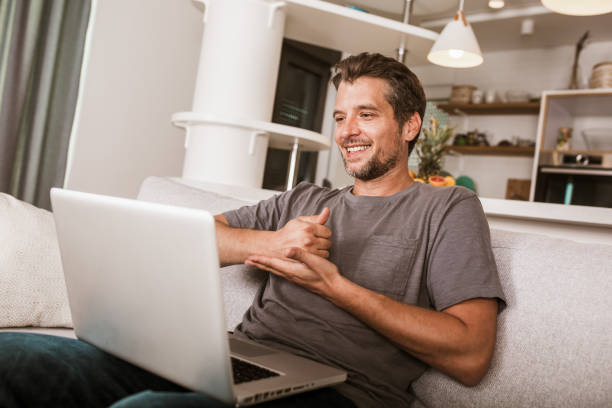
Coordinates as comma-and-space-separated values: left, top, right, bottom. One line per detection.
540, 149, 612, 154
437, 102, 540, 115
448, 146, 535, 156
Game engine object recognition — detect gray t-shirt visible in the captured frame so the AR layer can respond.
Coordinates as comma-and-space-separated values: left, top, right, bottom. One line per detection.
224, 182, 505, 407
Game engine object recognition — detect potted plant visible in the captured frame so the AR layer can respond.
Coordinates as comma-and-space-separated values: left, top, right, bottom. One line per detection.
415, 117, 454, 185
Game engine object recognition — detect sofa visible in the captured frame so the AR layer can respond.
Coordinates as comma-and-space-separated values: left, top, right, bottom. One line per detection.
1, 176, 611, 407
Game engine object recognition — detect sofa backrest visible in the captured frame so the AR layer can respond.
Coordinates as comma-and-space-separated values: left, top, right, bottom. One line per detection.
412, 228, 612, 407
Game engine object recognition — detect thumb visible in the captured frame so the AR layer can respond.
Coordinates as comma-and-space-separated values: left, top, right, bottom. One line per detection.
316, 207, 330, 225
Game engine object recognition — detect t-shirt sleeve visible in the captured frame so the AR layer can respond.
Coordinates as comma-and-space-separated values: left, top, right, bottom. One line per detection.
223, 192, 289, 231
222, 182, 318, 231
426, 195, 506, 312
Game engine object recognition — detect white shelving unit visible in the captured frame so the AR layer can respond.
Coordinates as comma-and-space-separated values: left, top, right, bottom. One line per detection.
529, 88, 612, 201
172, 0, 438, 189
284, 0, 437, 65
172, 112, 330, 152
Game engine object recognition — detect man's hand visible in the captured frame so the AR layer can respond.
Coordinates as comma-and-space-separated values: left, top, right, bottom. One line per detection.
271, 208, 332, 258
245, 246, 342, 299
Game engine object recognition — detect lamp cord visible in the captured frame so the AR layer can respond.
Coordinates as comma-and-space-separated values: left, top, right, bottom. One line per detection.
456, 0, 467, 25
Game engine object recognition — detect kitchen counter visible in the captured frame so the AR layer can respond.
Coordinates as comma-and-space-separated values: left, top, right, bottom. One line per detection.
480, 197, 612, 245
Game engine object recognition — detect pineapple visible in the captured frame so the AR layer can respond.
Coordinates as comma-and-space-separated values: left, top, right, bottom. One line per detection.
415, 117, 453, 182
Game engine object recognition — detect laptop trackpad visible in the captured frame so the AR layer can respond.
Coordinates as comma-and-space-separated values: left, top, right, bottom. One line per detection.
229, 338, 275, 358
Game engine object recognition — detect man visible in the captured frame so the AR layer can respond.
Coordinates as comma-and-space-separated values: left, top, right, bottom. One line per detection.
0, 53, 504, 407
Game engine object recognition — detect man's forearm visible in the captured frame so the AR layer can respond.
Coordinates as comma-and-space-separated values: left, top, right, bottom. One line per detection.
214, 211, 333, 267
328, 276, 498, 386
215, 219, 275, 267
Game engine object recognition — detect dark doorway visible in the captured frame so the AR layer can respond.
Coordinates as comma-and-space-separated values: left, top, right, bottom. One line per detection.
262, 39, 341, 191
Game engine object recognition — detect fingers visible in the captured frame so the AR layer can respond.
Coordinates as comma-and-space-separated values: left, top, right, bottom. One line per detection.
313, 223, 332, 239
315, 249, 330, 259
284, 246, 330, 270
291, 219, 331, 239
245, 254, 302, 278
246, 259, 284, 277
301, 237, 331, 258
277, 209, 332, 257
314, 236, 332, 250
316, 207, 330, 225
247, 249, 340, 297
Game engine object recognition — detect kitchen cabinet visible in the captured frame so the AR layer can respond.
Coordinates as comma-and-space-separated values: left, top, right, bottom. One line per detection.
529, 89, 612, 206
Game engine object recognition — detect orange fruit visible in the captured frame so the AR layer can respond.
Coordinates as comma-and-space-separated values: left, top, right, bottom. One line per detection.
429, 176, 446, 186
409, 169, 416, 179
444, 176, 456, 186
414, 178, 425, 184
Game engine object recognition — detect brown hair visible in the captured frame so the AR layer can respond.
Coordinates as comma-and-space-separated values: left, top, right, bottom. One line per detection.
331, 53, 426, 153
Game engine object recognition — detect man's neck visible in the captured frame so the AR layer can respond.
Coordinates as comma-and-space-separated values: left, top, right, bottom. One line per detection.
352, 167, 414, 197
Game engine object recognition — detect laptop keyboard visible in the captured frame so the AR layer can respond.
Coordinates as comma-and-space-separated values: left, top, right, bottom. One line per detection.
231, 357, 280, 384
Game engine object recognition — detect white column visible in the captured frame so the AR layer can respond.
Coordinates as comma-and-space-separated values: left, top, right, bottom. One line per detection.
181, 0, 286, 187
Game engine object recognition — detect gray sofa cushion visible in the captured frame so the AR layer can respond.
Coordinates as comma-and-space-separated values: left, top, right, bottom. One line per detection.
411, 229, 612, 407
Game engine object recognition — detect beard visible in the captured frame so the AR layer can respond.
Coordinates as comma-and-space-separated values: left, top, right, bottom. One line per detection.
341, 132, 402, 181
343, 150, 399, 181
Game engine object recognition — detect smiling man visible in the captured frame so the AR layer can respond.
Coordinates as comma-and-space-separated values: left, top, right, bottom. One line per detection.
0, 53, 505, 408
216, 53, 506, 407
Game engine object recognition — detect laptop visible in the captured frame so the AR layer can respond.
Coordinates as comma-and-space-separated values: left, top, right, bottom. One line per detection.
50, 188, 346, 406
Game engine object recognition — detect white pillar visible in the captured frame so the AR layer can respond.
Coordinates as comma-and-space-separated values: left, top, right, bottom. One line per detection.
180, 0, 286, 188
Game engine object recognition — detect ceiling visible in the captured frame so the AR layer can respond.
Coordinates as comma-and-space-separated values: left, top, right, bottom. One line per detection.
324, 0, 612, 52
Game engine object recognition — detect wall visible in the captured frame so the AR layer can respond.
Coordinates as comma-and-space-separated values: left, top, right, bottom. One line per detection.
406, 40, 612, 198
64, 0, 203, 198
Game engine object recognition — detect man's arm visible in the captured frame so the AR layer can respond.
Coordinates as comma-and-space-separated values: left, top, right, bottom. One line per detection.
245, 247, 499, 387
214, 209, 332, 267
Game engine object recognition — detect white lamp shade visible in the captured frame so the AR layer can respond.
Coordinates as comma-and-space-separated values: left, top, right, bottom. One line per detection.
427, 13, 483, 68
541, 0, 612, 16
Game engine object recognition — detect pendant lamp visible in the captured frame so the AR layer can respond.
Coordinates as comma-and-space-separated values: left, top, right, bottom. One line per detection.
541, 0, 612, 16
427, 0, 483, 68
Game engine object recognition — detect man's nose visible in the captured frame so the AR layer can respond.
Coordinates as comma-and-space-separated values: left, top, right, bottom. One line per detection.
341, 115, 360, 138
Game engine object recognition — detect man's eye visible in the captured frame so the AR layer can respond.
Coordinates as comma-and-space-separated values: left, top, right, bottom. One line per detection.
335, 116, 345, 123
361, 113, 373, 118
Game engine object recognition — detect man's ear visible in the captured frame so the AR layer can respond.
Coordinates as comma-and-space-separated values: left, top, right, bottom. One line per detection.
401, 112, 422, 143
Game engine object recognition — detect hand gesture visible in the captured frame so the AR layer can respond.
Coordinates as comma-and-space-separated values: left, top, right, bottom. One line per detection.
272, 208, 332, 258
246, 246, 342, 299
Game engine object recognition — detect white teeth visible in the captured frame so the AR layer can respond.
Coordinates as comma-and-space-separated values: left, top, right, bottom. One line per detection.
347, 146, 369, 153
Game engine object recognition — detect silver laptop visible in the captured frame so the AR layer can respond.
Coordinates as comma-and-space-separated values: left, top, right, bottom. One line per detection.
50, 188, 346, 406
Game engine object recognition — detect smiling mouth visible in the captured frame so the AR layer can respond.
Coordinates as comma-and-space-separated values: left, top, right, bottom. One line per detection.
344, 144, 371, 155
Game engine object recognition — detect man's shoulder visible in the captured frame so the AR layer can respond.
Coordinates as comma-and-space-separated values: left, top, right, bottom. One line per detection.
288, 182, 347, 201
414, 183, 476, 203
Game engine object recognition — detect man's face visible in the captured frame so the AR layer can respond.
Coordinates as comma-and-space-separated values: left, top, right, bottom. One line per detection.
333, 77, 408, 181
